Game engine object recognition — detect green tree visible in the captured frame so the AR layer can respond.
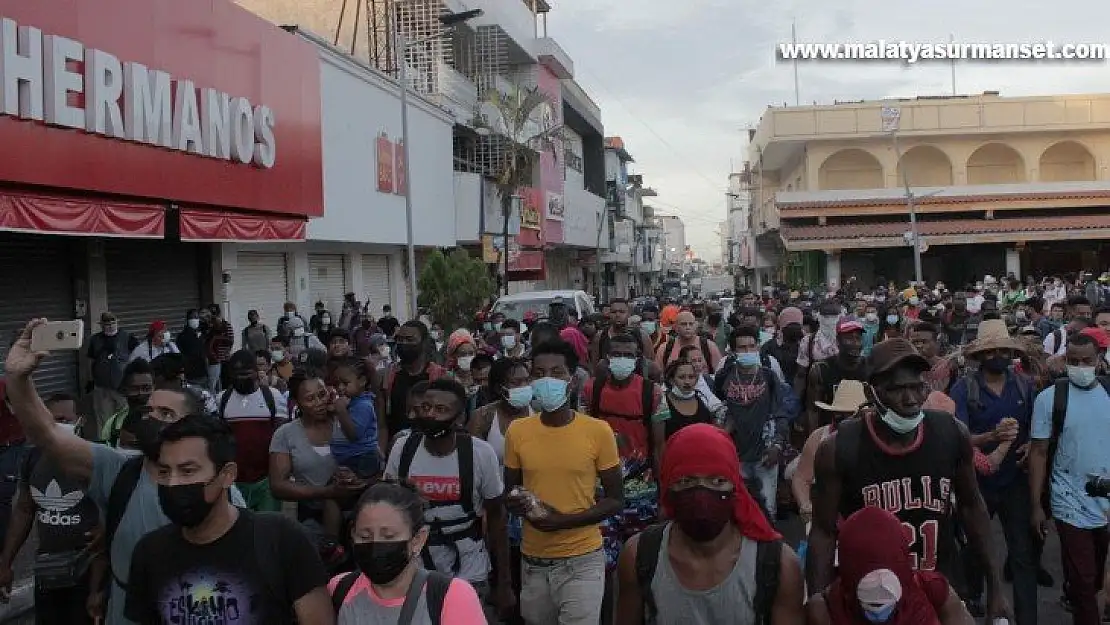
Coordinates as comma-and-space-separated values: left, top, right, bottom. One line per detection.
417, 249, 495, 330
484, 86, 563, 294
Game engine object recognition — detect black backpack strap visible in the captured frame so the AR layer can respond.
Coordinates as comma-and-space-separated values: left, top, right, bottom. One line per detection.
664, 336, 677, 364
965, 375, 981, 416
331, 571, 359, 613
700, 336, 714, 373
397, 432, 424, 481
259, 385, 279, 430
641, 376, 655, 424
753, 539, 783, 625
456, 434, 475, 516
1046, 378, 1070, 476
714, 357, 736, 399
635, 523, 667, 621
423, 571, 452, 625
218, 389, 233, 420
106, 456, 145, 589
590, 371, 608, 417
397, 568, 429, 625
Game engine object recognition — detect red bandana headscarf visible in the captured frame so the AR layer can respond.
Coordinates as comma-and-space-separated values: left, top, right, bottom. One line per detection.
825, 506, 948, 625
659, 424, 781, 542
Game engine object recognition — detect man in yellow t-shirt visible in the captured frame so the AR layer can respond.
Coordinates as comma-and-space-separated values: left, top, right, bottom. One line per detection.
504, 339, 623, 625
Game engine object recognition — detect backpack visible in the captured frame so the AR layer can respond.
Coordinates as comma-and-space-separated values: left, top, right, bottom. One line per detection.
218, 385, 278, 427
395, 432, 481, 574
1046, 376, 1110, 486
663, 335, 716, 373
332, 567, 451, 625
716, 357, 778, 409
963, 369, 1032, 419
590, 371, 657, 469
635, 523, 781, 625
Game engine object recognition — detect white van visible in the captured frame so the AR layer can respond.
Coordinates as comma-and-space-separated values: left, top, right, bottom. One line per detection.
491, 290, 595, 322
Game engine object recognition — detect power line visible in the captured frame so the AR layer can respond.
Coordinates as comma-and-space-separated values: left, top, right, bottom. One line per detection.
577, 65, 728, 195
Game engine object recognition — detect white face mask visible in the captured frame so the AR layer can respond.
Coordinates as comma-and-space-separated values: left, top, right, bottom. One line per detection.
457, 355, 475, 371
293, 327, 305, 337
818, 315, 839, 337
285, 311, 294, 319
161, 331, 171, 343
865, 312, 878, 323
501, 335, 517, 350
379, 345, 391, 358
56, 423, 76, 436
187, 318, 200, 330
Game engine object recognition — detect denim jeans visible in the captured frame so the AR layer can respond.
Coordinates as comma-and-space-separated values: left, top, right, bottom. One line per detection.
964, 478, 1038, 625
740, 460, 778, 520
520, 549, 605, 625
206, 363, 222, 394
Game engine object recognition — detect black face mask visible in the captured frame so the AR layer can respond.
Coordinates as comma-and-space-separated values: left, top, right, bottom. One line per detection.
126, 393, 151, 410
782, 324, 804, 343
231, 376, 257, 396
158, 479, 218, 528
353, 540, 412, 585
411, 417, 456, 439
129, 416, 165, 459
396, 343, 422, 363
982, 356, 1011, 374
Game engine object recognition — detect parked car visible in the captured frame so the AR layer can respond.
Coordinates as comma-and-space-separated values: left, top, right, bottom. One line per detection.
491, 290, 595, 323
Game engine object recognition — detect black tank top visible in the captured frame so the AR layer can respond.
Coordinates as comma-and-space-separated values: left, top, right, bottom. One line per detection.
663, 392, 715, 441
814, 358, 869, 428
835, 411, 962, 579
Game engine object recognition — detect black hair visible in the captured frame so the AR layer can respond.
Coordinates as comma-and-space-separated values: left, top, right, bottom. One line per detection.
227, 349, 255, 371
426, 378, 468, 416
327, 328, 351, 344
488, 357, 528, 398
530, 338, 579, 371
1050, 301, 1066, 310
528, 321, 559, 347
158, 413, 236, 468
663, 358, 696, 385
1068, 295, 1092, 308
707, 312, 723, 327
354, 478, 427, 533
270, 334, 290, 347
728, 324, 760, 349
45, 392, 76, 405
255, 350, 272, 365
119, 358, 154, 392
207, 304, 222, 317
401, 319, 428, 342
500, 318, 521, 332
247, 309, 260, 319
153, 380, 209, 417
332, 357, 371, 391
185, 309, 199, 321
150, 353, 186, 381
910, 322, 939, 338
609, 298, 629, 308
678, 344, 703, 360
471, 353, 494, 372
608, 332, 640, 356
1096, 306, 1110, 318
288, 370, 325, 403
1069, 332, 1101, 351
1025, 296, 1044, 313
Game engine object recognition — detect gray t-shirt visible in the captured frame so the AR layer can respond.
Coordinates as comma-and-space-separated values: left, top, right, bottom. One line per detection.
384, 433, 503, 583
270, 420, 338, 487
88, 444, 246, 625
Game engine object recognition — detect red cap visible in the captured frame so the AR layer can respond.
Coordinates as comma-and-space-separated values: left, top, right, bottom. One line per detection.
148, 320, 166, 336
1081, 327, 1110, 350
837, 319, 864, 334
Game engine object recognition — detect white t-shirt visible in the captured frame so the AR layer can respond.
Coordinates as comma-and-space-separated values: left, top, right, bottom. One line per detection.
126, 341, 179, 363
1044, 329, 1068, 357
384, 432, 504, 583
220, 388, 291, 422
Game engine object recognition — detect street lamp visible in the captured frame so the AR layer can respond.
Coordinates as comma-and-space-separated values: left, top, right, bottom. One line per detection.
397, 8, 483, 318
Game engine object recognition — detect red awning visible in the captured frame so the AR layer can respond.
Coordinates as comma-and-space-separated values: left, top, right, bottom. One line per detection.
0, 189, 165, 238
179, 208, 307, 243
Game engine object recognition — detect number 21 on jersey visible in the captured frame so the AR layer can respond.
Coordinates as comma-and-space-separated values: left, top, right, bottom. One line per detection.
901, 519, 939, 570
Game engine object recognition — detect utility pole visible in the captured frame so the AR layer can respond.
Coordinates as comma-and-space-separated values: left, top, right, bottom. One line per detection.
949, 33, 957, 95
792, 20, 800, 106
882, 106, 923, 284
594, 209, 605, 304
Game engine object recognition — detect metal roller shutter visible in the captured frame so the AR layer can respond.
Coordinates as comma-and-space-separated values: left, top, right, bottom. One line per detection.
106, 241, 203, 338
235, 252, 288, 328
360, 255, 392, 315
0, 234, 77, 394
307, 254, 346, 315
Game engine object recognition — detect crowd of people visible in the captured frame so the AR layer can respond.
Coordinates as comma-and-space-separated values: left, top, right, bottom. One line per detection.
0, 271, 1107, 624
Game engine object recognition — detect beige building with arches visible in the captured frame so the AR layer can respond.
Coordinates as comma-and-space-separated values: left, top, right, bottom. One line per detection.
747, 92, 1110, 288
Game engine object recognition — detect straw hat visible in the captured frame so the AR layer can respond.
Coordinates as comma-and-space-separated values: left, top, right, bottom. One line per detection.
814, 379, 868, 413
964, 319, 1026, 356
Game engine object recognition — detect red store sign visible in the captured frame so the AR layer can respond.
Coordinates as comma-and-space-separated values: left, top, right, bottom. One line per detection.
0, 0, 323, 218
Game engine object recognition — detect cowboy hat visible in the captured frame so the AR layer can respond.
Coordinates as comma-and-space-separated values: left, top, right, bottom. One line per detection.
814, 379, 868, 413
964, 319, 1026, 356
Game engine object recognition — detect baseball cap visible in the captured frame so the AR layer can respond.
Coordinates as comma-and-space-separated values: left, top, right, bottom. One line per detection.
856, 568, 903, 610
1080, 327, 1110, 350
868, 338, 930, 380
99, 312, 117, 324
837, 319, 864, 334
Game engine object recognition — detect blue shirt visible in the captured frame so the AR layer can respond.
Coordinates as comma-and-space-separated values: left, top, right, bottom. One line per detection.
1032, 383, 1110, 529
331, 392, 380, 462
950, 371, 1031, 492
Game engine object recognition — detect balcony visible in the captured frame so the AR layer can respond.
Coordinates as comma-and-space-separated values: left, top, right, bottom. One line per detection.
468, 0, 536, 61
535, 37, 573, 79
454, 172, 483, 244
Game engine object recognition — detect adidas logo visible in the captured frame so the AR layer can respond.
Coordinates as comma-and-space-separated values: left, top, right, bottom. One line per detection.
30, 480, 84, 513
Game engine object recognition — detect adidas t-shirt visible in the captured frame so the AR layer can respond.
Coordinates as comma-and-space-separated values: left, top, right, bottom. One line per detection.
24, 448, 99, 554
384, 433, 503, 583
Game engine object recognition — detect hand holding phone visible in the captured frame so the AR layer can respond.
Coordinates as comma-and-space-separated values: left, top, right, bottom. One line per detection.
31, 320, 84, 352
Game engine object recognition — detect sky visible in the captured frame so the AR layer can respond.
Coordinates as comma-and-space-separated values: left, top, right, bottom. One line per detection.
546, 0, 1110, 261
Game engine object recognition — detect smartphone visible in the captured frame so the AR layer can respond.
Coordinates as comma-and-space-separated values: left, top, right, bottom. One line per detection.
31, 320, 84, 352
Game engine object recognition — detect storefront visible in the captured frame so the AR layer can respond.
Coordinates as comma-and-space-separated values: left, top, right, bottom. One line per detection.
0, 0, 324, 390
217, 29, 456, 328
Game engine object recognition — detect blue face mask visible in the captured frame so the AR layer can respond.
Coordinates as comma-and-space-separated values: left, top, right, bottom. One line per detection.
609, 357, 637, 380
886, 315, 900, 325
862, 603, 897, 623
531, 377, 569, 412
736, 352, 761, 368
641, 321, 658, 335
506, 385, 533, 409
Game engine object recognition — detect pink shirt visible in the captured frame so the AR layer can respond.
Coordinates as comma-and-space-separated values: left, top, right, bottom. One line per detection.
329, 572, 487, 624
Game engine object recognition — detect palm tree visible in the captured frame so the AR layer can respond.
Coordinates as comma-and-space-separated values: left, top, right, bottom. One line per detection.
482, 86, 563, 295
